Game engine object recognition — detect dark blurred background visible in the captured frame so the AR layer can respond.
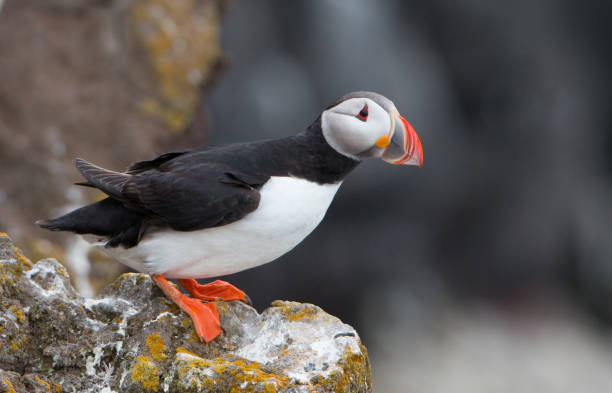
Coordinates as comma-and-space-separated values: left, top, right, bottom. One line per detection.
2, 0, 612, 391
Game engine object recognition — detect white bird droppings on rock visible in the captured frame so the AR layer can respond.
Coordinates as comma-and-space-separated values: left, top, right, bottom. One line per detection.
235, 300, 365, 384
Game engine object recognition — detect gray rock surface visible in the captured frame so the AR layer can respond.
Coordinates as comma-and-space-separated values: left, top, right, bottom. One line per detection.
0, 233, 371, 392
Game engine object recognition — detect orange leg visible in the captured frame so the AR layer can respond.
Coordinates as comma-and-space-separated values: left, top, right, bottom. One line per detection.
178, 279, 251, 304
151, 274, 221, 343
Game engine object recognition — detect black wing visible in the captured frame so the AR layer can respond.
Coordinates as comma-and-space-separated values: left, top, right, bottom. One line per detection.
39, 154, 269, 248
121, 163, 266, 231
76, 156, 269, 232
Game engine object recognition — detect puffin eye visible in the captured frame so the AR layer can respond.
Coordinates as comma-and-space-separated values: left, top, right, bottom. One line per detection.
356, 104, 368, 121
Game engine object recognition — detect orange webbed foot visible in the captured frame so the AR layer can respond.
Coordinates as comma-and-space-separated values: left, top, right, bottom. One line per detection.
178, 279, 251, 305
151, 274, 221, 343
177, 296, 220, 342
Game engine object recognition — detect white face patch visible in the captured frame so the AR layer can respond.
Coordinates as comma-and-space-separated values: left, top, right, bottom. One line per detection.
321, 97, 393, 159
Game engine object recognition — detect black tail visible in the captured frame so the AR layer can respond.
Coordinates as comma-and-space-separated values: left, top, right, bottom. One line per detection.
37, 198, 145, 248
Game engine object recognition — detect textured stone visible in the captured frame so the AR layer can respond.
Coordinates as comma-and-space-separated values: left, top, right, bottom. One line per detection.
0, 233, 371, 392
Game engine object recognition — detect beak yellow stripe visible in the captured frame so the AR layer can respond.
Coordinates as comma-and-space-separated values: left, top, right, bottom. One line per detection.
375, 135, 390, 148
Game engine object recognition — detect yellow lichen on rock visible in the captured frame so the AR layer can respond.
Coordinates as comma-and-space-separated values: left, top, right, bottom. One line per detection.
145, 332, 167, 362
176, 346, 198, 357
174, 350, 214, 390
2, 379, 16, 393
11, 246, 32, 269
0, 265, 15, 287
9, 335, 27, 352
271, 300, 320, 322
8, 305, 25, 322
50, 259, 70, 279
173, 348, 290, 393
1, 241, 33, 291
130, 355, 161, 391
130, 0, 222, 132
226, 358, 288, 393
180, 317, 192, 328
33, 376, 51, 392
310, 343, 371, 393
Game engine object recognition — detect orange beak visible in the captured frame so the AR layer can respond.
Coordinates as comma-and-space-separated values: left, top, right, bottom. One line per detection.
381, 109, 423, 167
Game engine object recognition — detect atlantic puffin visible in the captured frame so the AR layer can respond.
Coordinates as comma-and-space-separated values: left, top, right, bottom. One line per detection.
38, 91, 423, 342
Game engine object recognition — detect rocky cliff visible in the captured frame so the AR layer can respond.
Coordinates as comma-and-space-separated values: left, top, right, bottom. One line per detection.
0, 233, 371, 392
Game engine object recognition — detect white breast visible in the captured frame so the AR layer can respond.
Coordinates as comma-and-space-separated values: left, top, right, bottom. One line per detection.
99, 176, 342, 278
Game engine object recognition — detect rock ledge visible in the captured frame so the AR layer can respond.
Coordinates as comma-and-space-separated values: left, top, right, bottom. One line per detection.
0, 233, 371, 392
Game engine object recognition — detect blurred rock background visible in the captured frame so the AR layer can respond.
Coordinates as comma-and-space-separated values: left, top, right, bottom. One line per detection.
2, 0, 612, 392
0, 0, 226, 295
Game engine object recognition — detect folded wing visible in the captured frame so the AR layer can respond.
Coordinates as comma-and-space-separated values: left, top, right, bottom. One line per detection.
38, 151, 269, 248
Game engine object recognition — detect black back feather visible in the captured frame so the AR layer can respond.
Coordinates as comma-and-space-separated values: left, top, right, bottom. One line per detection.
75, 158, 129, 200
126, 150, 192, 174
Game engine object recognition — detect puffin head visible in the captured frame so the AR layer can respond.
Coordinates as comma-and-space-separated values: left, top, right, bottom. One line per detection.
321, 91, 423, 167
